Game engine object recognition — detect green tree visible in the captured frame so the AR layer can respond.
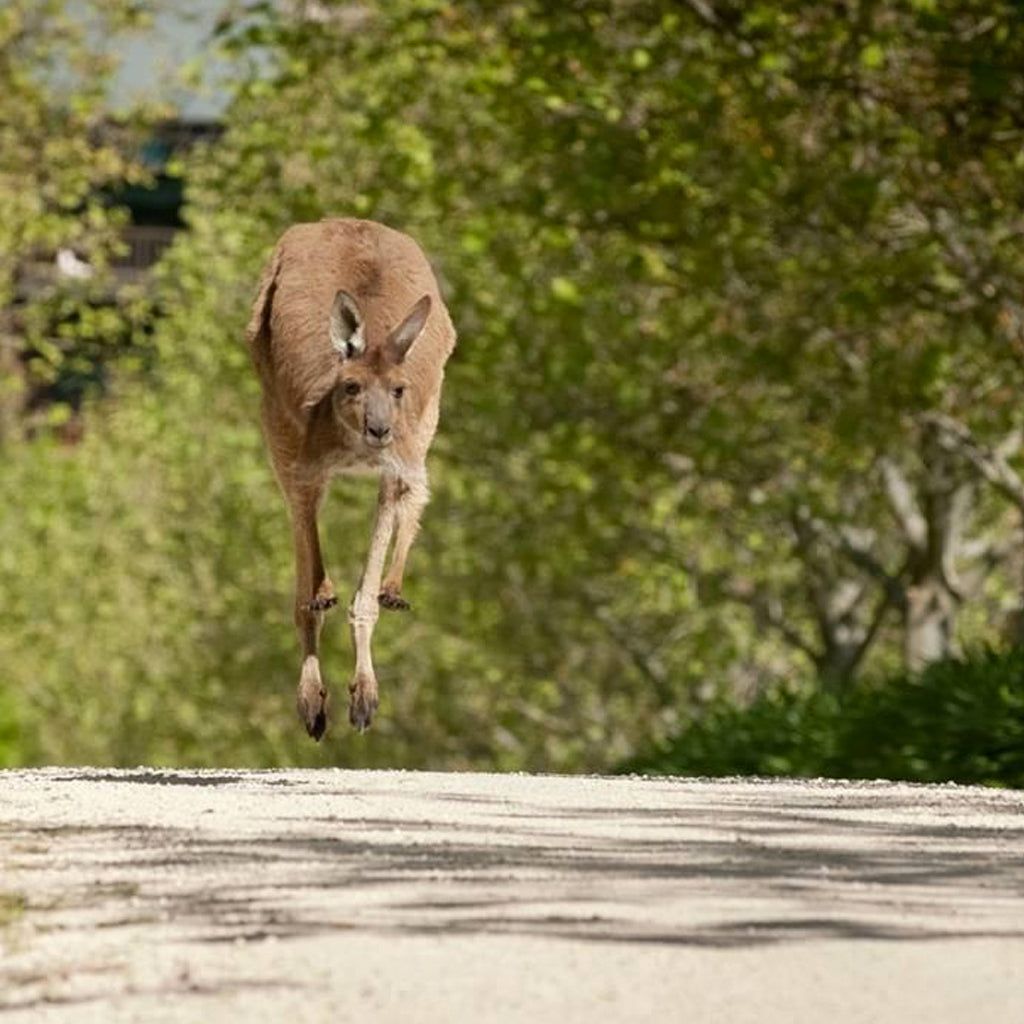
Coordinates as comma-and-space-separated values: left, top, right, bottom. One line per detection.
0, 0, 154, 439
6, 0, 1024, 770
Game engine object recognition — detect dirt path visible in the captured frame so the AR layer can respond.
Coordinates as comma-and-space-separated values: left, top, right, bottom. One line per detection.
1, 769, 1022, 1022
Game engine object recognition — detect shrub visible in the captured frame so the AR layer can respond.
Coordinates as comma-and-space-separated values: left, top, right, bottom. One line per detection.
623, 647, 1024, 787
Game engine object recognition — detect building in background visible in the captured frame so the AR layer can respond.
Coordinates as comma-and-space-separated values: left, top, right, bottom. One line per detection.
9, 3, 231, 433
105, 1, 230, 279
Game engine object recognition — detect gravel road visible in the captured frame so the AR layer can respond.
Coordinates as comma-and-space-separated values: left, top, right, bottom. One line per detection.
1, 769, 1022, 1022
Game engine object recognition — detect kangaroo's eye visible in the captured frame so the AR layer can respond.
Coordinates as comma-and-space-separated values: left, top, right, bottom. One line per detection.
392, 386, 405, 399
344, 381, 362, 396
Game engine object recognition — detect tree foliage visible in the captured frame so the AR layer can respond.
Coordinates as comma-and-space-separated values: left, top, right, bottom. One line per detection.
0, 0, 159, 437
2, 0, 1024, 770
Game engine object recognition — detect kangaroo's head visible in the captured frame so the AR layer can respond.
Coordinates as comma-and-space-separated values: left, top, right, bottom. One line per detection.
328, 290, 432, 449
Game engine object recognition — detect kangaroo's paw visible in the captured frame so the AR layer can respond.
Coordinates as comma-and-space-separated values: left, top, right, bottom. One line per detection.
297, 662, 329, 741
297, 690, 329, 741
349, 675, 379, 733
378, 587, 411, 612
306, 579, 338, 614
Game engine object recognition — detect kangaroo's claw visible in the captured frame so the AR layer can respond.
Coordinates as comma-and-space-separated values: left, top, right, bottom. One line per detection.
378, 589, 410, 612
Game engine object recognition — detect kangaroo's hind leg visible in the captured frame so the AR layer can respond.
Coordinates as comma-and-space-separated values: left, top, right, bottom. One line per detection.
348, 474, 400, 731
284, 478, 335, 740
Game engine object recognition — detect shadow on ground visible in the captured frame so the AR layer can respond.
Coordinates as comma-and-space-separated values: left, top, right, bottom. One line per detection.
3, 770, 1022, 962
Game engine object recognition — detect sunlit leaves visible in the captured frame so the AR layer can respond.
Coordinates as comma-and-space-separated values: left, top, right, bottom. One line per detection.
6, 0, 1024, 770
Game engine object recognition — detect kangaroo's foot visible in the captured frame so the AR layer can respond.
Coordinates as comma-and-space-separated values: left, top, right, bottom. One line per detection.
306, 578, 338, 613
378, 586, 410, 612
349, 674, 379, 733
297, 657, 329, 741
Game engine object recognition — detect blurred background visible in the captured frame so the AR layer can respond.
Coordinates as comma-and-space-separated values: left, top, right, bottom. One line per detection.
2, 0, 1024, 782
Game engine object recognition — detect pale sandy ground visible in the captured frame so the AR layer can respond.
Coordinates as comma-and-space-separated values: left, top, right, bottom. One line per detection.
1, 769, 1022, 1023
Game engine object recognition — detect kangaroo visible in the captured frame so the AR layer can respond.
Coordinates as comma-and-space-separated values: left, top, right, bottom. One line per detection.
246, 219, 456, 739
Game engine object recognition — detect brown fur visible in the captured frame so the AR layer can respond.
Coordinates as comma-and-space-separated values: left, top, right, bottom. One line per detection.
247, 218, 456, 738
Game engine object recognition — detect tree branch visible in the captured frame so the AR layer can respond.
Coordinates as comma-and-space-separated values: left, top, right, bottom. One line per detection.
680, 0, 720, 26
729, 584, 822, 662
846, 589, 896, 675
592, 604, 675, 704
925, 412, 1024, 512
940, 479, 975, 599
792, 505, 908, 610
878, 457, 928, 550
697, 568, 821, 663
958, 531, 1020, 596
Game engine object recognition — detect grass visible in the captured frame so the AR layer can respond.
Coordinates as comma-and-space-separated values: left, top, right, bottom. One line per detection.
0, 890, 27, 931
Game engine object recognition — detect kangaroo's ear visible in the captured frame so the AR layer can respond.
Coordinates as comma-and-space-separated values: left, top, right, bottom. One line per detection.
330, 290, 365, 358
386, 295, 432, 364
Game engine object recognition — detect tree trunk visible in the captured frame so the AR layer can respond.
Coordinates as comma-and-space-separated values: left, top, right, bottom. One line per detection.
882, 419, 974, 674
817, 644, 864, 692
903, 575, 960, 671
813, 578, 880, 691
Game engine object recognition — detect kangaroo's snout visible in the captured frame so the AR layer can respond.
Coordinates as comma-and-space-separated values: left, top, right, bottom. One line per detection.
366, 422, 392, 445
364, 387, 394, 446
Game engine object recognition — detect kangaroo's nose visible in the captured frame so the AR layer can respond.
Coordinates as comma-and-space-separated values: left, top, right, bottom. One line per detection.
367, 423, 391, 441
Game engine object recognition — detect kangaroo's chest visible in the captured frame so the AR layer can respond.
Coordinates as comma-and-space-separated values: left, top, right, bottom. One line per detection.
321, 443, 384, 477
